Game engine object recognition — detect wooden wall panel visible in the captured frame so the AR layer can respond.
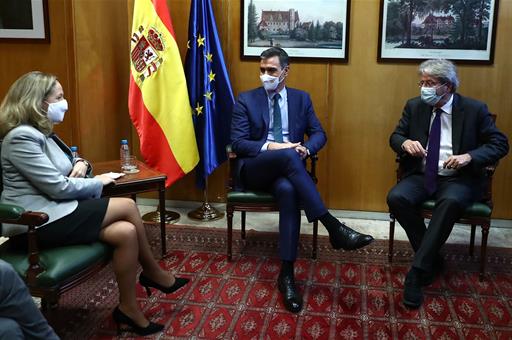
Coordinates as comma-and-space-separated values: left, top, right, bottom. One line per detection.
0, 0, 76, 144
1, 0, 511, 219
73, 0, 131, 162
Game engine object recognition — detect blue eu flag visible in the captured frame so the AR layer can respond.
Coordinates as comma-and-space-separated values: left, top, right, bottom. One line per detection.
185, 0, 234, 189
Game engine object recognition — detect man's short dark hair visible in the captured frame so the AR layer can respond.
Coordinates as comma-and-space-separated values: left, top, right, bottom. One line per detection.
260, 47, 289, 68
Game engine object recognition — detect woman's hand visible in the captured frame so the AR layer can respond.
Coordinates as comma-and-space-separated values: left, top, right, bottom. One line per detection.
69, 161, 88, 178
94, 174, 115, 186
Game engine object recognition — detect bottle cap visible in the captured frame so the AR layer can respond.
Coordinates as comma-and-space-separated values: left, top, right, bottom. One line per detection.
121, 139, 128, 144
70, 146, 78, 151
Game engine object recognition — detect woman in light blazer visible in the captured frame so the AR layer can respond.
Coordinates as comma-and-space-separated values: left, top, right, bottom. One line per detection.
0, 72, 187, 336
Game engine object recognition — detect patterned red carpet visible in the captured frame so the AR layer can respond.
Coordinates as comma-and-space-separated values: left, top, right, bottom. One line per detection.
45, 224, 512, 339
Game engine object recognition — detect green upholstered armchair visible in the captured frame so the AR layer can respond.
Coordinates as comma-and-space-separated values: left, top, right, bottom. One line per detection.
225, 145, 319, 261
0, 203, 111, 309
388, 115, 499, 281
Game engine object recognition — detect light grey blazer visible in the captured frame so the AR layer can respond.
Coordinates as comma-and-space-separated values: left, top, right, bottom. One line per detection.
1, 125, 103, 237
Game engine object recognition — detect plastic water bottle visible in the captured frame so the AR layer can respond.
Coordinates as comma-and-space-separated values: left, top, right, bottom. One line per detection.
70, 146, 79, 159
120, 139, 130, 171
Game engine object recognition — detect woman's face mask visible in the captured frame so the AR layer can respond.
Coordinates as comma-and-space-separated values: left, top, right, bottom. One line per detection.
45, 99, 68, 124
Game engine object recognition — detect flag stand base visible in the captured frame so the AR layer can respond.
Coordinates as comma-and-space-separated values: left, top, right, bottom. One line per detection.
187, 202, 224, 221
142, 210, 180, 224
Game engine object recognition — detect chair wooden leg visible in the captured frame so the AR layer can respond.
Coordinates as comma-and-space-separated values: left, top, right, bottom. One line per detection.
241, 211, 246, 240
479, 223, 490, 281
40, 294, 58, 311
388, 213, 395, 263
41, 298, 50, 312
469, 224, 476, 256
227, 206, 233, 261
312, 221, 318, 260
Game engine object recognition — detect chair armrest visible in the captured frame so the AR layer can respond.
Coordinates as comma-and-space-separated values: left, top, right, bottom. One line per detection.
226, 144, 237, 160
0, 203, 48, 226
394, 154, 405, 182
485, 163, 497, 177
226, 144, 236, 190
482, 161, 498, 206
0, 203, 25, 220
307, 153, 318, 184
0, 203, 48, 284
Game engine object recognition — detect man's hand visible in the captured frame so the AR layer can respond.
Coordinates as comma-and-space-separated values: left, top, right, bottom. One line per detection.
401, 139, 427, 157
294, 145, 309, 159
94, 174, 115, 186
443, 153, 472, 170
69, 161, 88, 178
267, 142, 301, 150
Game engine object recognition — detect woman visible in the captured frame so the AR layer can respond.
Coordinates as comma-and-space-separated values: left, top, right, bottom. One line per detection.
0, 71, 187, 336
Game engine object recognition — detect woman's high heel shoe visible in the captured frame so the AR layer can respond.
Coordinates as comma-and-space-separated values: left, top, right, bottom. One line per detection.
139, 273, 189, 297
112, 306, 163, 336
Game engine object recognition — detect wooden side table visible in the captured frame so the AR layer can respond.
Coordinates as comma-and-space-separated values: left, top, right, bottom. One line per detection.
92, 160, 168, 257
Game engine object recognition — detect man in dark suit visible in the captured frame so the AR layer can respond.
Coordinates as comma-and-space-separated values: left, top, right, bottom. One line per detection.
387, 59, 509, 309
231, 47, 374, 313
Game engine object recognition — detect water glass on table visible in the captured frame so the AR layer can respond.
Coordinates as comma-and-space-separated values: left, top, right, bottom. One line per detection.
121, 155, 139, 174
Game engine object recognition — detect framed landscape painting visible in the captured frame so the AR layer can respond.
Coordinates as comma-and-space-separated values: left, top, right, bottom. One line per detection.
378, 0, 499, 64
0, 0, 50, 42
241, 0, 351, 61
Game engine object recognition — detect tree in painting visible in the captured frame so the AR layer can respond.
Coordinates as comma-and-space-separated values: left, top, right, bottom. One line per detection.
385, 0, 493, 50
247, 0, 258, 43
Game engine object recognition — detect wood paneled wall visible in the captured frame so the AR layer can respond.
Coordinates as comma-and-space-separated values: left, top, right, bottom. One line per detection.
0, 0, 77, 144
1, 0, 511, 218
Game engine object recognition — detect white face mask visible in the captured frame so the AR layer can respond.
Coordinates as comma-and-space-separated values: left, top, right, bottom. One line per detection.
45, 99, 68, 124
260, 70, 284, 91
420, 85, 445, 106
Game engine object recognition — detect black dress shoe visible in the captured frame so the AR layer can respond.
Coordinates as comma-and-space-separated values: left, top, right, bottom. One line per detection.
403, 269, 424, 309
328, 222, 374, 250
112, 306, 164, 336
139, 273, 189, 297
277, 272, 303, 313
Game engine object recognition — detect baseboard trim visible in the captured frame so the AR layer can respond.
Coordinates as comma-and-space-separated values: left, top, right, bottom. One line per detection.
135, 198, 512, 229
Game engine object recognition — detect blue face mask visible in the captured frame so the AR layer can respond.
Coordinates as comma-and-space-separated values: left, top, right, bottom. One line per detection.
420, 86, 445, 106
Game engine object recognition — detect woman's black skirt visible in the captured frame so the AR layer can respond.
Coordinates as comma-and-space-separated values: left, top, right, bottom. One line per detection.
17, 197, 110, 248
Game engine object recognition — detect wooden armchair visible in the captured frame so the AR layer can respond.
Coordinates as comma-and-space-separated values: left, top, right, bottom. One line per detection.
225, 145, 319, 261
0, 203, 111, 309
388, 127, 498, 281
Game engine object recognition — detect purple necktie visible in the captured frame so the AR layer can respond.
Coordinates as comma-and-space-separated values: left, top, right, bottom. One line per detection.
424, 108, 443, 195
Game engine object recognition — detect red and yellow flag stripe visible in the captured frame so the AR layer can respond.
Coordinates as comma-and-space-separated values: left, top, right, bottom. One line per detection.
129, 0, 198, 187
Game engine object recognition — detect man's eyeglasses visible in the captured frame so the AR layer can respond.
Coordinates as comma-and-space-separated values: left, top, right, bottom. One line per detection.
418, 80, 444, 88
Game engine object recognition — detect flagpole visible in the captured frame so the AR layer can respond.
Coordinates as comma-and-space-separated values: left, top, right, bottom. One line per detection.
187, 177, 224, 221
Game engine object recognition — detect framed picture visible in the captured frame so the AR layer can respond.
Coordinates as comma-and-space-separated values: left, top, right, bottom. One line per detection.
378, 0, 499, 64
241, 0, 351, 61
0, 0, 50, 42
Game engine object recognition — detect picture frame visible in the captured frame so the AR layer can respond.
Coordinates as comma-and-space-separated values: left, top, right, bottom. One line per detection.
378, 0, 499, 64
0, 0, 50, 42
241, 0, 351, 62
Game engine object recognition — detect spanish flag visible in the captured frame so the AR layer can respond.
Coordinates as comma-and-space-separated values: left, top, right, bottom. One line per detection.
129, 0, 199, 187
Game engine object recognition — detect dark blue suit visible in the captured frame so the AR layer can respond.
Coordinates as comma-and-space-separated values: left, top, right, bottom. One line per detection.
231, 87, 328, 261
387, 94, 509, 272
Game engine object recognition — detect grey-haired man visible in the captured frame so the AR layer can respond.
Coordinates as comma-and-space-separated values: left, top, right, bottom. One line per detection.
387, 59, 508, 308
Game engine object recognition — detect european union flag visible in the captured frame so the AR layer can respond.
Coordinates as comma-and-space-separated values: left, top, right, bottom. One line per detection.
185, 0, 234, 189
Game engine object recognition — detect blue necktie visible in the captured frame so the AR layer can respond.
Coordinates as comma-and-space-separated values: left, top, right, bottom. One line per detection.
272, 93, 283, 143
424, 108, 443, 195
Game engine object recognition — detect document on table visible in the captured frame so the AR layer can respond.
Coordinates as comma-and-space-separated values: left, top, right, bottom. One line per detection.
101, 172, 126, 179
